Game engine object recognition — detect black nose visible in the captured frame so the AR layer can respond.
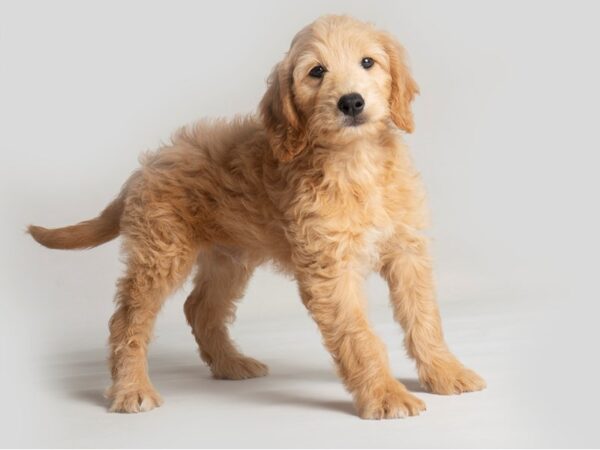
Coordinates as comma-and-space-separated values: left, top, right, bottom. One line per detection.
337, 93, 365, 116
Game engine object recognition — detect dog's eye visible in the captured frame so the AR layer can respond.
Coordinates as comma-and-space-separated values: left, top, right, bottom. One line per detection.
361, 57, 375, 69
309, 65, 326, 78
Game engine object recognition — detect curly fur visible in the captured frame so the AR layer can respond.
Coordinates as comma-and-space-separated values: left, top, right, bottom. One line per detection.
29, 15, 485, 418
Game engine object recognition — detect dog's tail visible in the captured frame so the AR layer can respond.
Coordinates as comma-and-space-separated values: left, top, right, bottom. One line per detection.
28, 192, 126, 250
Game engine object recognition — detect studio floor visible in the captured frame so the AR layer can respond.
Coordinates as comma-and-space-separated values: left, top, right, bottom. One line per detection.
3, 266, 596, 448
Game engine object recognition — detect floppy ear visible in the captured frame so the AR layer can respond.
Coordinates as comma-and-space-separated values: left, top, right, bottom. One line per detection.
259, 59, 308, 162
380, 33, 419, 133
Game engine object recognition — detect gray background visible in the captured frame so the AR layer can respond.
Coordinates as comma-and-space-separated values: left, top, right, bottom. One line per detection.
1, 0, 599, 447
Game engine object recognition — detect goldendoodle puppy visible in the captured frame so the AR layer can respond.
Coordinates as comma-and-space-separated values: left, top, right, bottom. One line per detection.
29, 15, 485, 419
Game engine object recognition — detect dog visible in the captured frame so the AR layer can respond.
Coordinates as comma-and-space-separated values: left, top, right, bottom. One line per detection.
28, 15, 485, 419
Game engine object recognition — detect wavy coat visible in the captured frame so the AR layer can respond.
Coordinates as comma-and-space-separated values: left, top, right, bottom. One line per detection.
29, 15, 484, 418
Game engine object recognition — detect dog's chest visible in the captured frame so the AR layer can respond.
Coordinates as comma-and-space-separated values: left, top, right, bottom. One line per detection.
318, 150, 396, 265
359, 189, 395, 268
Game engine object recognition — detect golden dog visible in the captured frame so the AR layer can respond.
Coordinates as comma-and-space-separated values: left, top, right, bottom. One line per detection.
29, 15, 485, 419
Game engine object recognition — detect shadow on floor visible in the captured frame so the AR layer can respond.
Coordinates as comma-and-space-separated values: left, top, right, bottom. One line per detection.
47, 347, 421, 416
398, 377, 426, 393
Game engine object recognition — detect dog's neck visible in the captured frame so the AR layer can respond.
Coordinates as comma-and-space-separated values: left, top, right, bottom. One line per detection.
308, 126, 395, 175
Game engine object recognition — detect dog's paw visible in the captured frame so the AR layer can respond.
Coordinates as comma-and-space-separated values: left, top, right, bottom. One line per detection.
419, 357, 486, 395
211, 356, 269, 380
357, 381, 426, 419
106, 384, 163, 413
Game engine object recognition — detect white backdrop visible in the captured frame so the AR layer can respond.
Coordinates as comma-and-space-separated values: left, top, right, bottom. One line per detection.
1, 0, 599, 447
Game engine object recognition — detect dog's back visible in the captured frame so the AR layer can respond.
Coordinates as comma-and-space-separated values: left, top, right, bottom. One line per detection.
28, 115, 273, 252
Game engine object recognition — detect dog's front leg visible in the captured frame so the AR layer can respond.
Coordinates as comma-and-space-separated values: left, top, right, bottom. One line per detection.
294, 251, 425, 419
379, 227, 486, 395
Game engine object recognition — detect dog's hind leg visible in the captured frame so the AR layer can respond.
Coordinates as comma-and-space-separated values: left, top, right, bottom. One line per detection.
107, 215, 199, 413
184, 247, 268, 380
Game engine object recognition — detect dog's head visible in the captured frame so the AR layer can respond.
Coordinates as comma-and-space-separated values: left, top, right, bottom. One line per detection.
260, 15, 419, 162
